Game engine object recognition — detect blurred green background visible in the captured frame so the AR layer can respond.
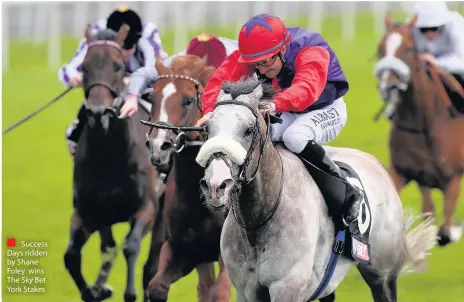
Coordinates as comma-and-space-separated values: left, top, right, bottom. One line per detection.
3, 11, 464, 302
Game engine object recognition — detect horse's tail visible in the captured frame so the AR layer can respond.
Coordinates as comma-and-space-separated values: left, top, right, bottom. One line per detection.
400, 209, 437, 274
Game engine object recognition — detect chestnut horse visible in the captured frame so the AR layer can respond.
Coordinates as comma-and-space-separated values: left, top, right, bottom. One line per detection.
143, 54, 232, 302
373, 13, 464, 246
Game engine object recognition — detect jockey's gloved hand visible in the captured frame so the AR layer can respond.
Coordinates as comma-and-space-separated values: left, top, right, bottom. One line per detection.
258, 101, 276, 116
69, 72, 83, 87
195, 112, 213, 128
119, 94, 138, 118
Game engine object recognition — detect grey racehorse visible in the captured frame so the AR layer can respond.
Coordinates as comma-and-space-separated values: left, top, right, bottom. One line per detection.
195, 77, 437, 302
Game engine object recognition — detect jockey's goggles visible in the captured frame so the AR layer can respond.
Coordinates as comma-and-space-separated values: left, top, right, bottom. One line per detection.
250, 54, 278, 68
419, 26, 442, 34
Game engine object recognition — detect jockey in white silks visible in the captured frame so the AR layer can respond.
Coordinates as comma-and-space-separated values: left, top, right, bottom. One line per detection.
384, 1, 464, 119
123, 33, 238, 117
59, 7, 168, 155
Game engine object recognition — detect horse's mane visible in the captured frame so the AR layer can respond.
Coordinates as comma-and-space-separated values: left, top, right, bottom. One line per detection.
94, 29, 118, 41
221, 77, 276, 102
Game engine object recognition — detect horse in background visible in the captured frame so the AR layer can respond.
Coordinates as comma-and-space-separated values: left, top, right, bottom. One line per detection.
196, 77, 436, 302
373, 13, 464, 246
143, 54, 232, 302
64, 25, 163, 302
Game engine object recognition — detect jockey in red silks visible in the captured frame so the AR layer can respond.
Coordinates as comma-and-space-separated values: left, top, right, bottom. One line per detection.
196, 13, 364, 242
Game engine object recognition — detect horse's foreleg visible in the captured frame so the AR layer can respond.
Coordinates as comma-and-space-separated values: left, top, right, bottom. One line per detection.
438, 174, 463, 246
147, 239, 196, 302
143, 193, 166, 302
64, 210, 94, 301
196, 262, 216, 302
210, 256, 232, 302
89, 227, 117, 301
123, 202, 154, 302
418, 185, 435, 218
319, 292, 335, 302
387, 165, 408, 192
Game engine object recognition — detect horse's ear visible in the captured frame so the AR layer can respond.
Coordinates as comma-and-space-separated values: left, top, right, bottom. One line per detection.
408, 14, 418, 29
155, 55, 169, 75
384, 12, 393, 29
198, 66, 216, 88
193, 54, 208, 72
116, 24, 130, 46
85, 24, 94, 42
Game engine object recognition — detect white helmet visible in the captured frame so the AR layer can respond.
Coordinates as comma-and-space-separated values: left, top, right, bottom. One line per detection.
414, 1, 451, 28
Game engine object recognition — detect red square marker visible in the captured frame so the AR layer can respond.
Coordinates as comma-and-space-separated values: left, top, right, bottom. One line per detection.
7, 238, 16, 247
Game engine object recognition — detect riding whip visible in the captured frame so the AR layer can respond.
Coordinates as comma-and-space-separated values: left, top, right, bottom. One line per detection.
3, 87, 73, 135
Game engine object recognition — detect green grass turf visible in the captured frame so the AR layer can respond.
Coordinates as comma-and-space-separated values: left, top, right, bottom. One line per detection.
3, 12, 464, 302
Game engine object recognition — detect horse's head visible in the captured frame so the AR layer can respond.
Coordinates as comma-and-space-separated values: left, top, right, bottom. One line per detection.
145, 54, 215, 172
82, 24, 129, 130
373, 13, 419, 103
196, 77, 276, 209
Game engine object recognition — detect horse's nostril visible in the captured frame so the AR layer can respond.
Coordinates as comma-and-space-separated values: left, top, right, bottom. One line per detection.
219, 182, 227, 190
199, 179, 208, 192
161, 142, 172, 151
145, 140, 150, 149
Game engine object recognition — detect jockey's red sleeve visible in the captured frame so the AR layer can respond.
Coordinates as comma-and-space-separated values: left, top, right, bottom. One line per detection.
272, 46, 330, 112
201, 50, 251, 114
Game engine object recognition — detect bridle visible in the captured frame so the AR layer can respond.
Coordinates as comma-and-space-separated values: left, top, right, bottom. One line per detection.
83, 40, 126, 115
205, 99, 284, 230
143, 74, 205, 157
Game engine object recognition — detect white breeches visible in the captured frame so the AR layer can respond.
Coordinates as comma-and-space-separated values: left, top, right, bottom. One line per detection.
271, 97, 348, 153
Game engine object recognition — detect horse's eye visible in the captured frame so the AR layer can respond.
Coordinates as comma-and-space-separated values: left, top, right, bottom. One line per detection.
183, 97, 195, 107
113, 63, 123, 73
244, 127, 253, 137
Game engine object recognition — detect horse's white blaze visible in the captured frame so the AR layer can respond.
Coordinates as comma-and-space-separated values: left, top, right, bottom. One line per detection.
196, 136, 247, 167
208, 158, 233, 206
386, 32, 403, 57
153, 83, 176, 149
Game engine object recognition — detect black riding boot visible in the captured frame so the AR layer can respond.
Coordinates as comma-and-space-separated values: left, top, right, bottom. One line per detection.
65, 103, 87, 156
298, 140, 361, 229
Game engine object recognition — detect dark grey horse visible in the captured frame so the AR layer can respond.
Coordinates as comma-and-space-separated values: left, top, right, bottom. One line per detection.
64, 25, 163, 302
196, 77, 437, 302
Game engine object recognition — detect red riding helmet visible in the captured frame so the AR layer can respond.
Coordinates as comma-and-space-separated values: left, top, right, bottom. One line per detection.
238, 13, 290, 63
186, 33, 227, 69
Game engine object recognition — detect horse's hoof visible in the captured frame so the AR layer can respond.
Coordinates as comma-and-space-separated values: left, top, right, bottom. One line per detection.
93, 284, 113, 301
81, 284, 113, 301
124, 292, 137, 302
437, 228, 451, 247
80, 285, 98, 302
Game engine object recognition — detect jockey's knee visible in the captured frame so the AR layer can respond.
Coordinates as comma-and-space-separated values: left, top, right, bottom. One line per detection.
282, 124, 316, 153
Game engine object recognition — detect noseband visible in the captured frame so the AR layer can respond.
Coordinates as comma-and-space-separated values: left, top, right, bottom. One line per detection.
83, 40, 125, 114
